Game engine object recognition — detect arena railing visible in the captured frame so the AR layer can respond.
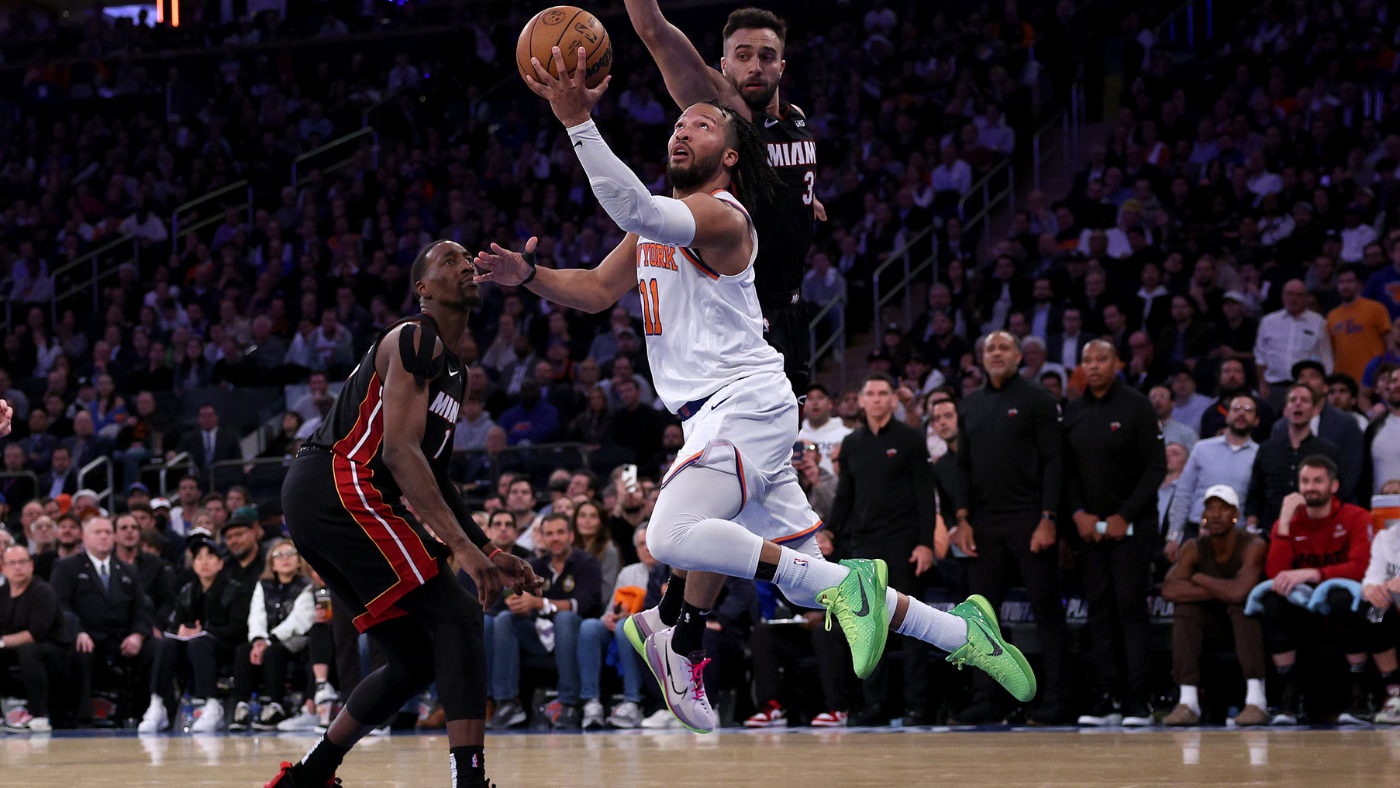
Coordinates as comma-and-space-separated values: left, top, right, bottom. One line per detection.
870, 224, 938, 329
78, 456, 116, 510
170, 179, 254, 257
209, 456, 295, 500
292, 127, 377, 189
451, 442, 593, 491
140, 451, 194, 499
807, 293, 847, 387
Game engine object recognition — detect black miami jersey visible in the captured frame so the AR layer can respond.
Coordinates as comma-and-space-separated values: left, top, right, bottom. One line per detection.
753, 103, 818, 297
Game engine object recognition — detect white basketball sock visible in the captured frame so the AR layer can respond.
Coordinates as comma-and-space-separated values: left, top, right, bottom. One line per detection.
1179, 685, 1200, 715
1245, 679, 1267, 710
772, 547, 850, 606
894, 593, 969, 652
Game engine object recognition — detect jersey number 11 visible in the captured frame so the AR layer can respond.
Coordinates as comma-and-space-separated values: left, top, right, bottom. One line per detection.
639, 278, 663, 336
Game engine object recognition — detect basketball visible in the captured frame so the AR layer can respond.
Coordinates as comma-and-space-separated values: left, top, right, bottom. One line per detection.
516, 6, 612, 89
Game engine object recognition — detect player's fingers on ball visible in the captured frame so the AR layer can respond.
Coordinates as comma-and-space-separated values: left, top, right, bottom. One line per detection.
574, 47, 588, 82
550, 46, 568, 80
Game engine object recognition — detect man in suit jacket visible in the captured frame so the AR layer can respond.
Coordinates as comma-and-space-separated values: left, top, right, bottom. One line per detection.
177, 405, 242, 489
62, 410, 116, 471
37, 445, 79, 499
1269, 361, 1366, 502
50, 517, 154, 724
1047, 307, 1092, 368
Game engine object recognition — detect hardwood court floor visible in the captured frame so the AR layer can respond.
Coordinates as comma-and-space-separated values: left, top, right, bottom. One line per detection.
4, 727, 1400, 788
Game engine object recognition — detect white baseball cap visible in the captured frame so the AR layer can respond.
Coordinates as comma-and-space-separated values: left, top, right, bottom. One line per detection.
1204, 484, 1240, 509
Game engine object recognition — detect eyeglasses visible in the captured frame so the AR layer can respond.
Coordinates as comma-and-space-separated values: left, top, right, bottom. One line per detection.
1228, 404, 1256, 412
270, 550, 299, 559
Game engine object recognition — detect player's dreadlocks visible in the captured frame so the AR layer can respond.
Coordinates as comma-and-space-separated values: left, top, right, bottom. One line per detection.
706, 100, 785, 211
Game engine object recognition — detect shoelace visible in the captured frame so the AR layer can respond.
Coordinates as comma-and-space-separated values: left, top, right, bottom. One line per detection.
688, 657, 712, 702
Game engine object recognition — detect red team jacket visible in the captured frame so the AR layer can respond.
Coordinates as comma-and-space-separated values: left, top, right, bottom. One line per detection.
1266, 498, 1373, 581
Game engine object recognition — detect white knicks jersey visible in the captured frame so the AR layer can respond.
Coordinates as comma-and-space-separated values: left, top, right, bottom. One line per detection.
635, 188, 786, 413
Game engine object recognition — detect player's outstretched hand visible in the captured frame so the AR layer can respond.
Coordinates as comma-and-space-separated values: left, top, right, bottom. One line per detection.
525, 46, 611, 127
473, 237, 538, 286
493, 551, 544, 595
0, 399, 12, 438
458, 547, 504, 610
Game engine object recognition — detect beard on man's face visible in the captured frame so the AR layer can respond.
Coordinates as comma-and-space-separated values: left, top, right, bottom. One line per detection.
732, 75, 778, 112
667, 149, 724, 191
1302, 488, 1331, 507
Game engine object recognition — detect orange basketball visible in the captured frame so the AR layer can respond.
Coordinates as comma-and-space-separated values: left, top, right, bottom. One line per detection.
516, 6, 613, 89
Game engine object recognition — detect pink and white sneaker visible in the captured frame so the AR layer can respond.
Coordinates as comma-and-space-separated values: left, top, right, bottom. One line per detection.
744, 700, 786, 728
623, 607, 665, 657
643, 627, 717, 734
811, 711, 848, 728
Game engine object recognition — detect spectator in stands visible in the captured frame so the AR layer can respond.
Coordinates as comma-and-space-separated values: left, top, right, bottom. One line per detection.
219, 508, 268, 591
1364, 239, 1400, 319
1271, 361, 1362, 498
1363, 367, 1400, 504
51, 517, 153, 726
0, 545, 68, 733
1048, 307, 1090, 369
1329, 265, 1394, 385
1254, 280, 1333, 410
1250, 382, 1346, 532
951, 333, 1072, 724
498, 377, 560, 447
487, 513, 603, 731
601, 524, 656, 729
23, 511, 56, 559
1362, 320, 1400, 408
795, 441, 837, 522
1161, 485, 1268, 726
34, 512, 82, 580
454, 395, 496, 451
1150, 384, 1198, 452
138, 539, 250, 733
230, 538, 314, 731
38, 446, 78, 498
1066, 341, 1166, 727
168, 476, 204, 537
1200, 358, 1276, 441
113, 512, 175, 637
177, 405, 242, 486
1326, 374, 1369, 431
608, 377, 666, 469
797, 384, 851, 477
1167, 395, 1261, 561
1262, 456, 1373, 724
573, 500, 620, 594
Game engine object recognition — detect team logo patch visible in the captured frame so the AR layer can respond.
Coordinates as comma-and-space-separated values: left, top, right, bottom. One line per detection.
886, 448, 898, 457
563, 576, 576, 593
1007, 408, 1019, 418
1334, 524, 1347, 537
1110, 421, 1122, 431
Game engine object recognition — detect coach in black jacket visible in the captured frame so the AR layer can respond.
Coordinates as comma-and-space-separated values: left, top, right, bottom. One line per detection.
1063, 340, 1166, 725
50, 517, 155, 724
829, 373, 947, 725
951, 330, 1072, 724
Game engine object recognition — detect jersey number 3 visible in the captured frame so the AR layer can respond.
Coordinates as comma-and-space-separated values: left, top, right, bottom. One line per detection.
802, 171, 815, 205
639, 278, 663, 336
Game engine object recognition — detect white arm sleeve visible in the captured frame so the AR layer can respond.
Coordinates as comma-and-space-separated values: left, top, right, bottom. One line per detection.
566, 119, 696, 246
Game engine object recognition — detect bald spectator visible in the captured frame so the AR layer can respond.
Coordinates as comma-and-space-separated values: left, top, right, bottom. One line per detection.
1255, 280, 1333, 409
0, 545, 68, 732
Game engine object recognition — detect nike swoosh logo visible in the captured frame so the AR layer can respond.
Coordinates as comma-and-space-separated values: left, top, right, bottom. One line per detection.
853, 583, 870, 617
574, 140, 583, 148
974, 621, 1002, 656
448, 368, 460, 377
764, 118, 779, 127
667, 658, 689, 696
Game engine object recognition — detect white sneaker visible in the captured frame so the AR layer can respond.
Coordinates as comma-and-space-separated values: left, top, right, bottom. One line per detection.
623, 607, 665, 657
607, 701, 643, 729
1375, 689, 1400, 724
641, 708, 680, 729
743, 701, 786, 728
191, 699, 224, 732
277, 705, 321, 731
369, 724, 391, 736
581, 698, 606, 730
313, 682, 338, 706
138, 695, 168, 734
811, 711, 848, 727
643, 627, 717, 734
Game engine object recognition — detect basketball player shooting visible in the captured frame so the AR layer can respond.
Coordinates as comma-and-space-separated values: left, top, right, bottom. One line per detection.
473, 47, 1037, 734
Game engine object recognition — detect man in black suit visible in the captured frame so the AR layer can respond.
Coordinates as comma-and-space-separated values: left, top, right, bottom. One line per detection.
1048, 308, 1092, 369
37, 445, 79, 499
50, 517, 154, 725
177, 405, 242, 489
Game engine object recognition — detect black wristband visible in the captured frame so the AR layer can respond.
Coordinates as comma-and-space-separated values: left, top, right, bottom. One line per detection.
520, 251, 538, 285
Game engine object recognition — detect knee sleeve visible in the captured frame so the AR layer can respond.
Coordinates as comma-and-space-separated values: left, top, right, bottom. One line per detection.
647, 463, 763, 577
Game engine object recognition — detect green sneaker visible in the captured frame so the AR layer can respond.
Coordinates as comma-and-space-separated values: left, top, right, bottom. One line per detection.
816, 558, 889, 680
945, 594, 1037, 703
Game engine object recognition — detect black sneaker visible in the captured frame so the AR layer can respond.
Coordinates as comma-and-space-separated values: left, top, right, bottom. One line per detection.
229, 701, 253, 732
1027, 702, 1076, 726
949, 699, 1006, 726
553, 705, 582, 730
1270, 682, 1302, 725
1077, 693, 1122, 727
486, 699, 527, 731
852, 705, 887, 727
1338, 684, 1372, 724
1121, 696, 1154, 727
